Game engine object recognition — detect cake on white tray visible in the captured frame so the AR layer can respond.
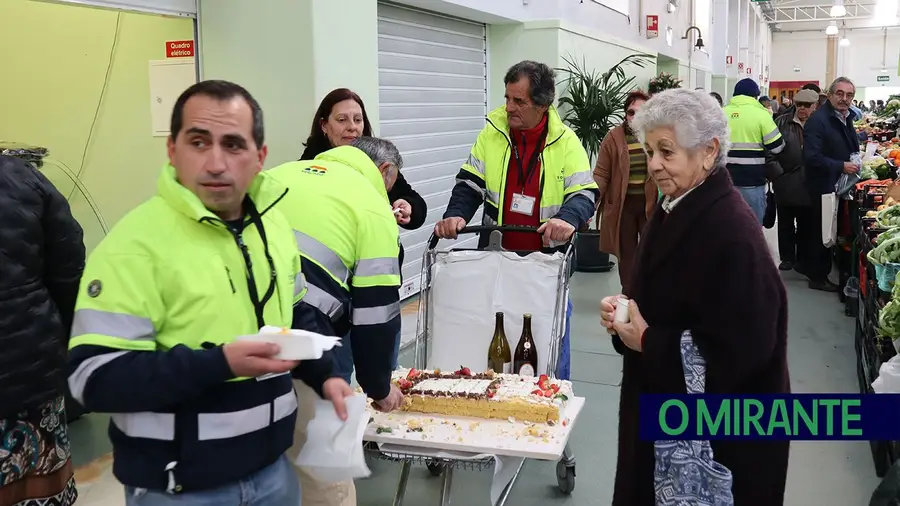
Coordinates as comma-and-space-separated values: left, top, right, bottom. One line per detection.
390, 366, 573, 425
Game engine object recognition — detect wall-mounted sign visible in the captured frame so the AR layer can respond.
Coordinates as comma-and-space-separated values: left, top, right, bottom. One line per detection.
165, 40, 194, 58
747, 67, 752, 74
738, 62, 744, 70
877, 75, 891, 82
726, 56, 733, 66
647, 15, 659, 39
793, 66, 801, 73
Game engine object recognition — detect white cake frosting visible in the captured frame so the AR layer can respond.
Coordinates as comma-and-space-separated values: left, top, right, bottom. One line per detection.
411, 378, 494, 395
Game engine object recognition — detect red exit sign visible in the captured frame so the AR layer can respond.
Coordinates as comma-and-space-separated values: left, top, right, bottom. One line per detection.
166, 40, 194, 58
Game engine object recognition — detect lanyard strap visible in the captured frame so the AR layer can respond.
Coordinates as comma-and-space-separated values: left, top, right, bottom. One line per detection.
511, 123, 548, 191
238, 198, 277, 330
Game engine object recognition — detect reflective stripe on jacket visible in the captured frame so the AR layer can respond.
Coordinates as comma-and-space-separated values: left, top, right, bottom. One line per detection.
67, 165, 302, 492
724, 95, 785, 187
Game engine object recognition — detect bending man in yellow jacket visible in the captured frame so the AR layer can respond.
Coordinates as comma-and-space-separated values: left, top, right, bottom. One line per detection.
269, 138, 405, 506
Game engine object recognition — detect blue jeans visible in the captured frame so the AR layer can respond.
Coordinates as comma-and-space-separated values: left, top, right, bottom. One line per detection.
333, 331, 401, 384
736, 185, 766, 224
124, 455, 300, 506
555, 298, 573, 380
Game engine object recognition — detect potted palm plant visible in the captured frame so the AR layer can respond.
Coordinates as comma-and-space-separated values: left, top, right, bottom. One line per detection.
556, 53, 655, 272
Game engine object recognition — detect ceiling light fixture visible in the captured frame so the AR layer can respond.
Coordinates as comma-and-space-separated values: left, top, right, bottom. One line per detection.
830, 0, 847, 17
839, 36, 851, 46
825, 22, 839, 35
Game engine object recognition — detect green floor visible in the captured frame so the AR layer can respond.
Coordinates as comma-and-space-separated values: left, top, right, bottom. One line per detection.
68, 230, 883, 504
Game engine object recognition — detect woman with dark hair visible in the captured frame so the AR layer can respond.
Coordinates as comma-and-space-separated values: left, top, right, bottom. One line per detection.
593, 90, 658, 292
709, 91, 723, 107
300, 88, 426, 233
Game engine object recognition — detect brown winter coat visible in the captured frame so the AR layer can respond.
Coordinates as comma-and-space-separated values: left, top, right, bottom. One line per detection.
593, 124, 657, 257
611, 167, 791, 506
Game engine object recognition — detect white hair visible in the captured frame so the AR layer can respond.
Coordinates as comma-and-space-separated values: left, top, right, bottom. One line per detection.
631, 88, 731, 169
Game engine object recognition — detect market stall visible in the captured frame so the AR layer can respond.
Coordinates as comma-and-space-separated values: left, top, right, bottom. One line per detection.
853, 144, 900, 477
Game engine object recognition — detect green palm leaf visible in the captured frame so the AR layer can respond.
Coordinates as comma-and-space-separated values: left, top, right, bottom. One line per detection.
555, 53, 655, 160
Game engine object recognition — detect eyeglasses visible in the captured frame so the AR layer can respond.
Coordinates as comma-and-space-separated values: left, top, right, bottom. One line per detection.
832, 91, 855, 100
796, 103, 814, 109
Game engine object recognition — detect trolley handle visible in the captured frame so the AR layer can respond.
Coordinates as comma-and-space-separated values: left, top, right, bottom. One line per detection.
427, 225, 573, 250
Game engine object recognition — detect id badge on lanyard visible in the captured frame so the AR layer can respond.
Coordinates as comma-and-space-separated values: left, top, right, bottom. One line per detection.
509, 127, 547, 217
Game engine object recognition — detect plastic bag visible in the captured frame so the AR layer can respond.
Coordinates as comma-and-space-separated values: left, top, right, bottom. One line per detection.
836, 152, 864, 199
872, 354, 900, 393
821, 193, 838, 248
294, 394, 371, 482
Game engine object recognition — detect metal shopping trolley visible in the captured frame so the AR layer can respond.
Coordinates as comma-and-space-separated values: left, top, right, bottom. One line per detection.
366, 225, 579, 506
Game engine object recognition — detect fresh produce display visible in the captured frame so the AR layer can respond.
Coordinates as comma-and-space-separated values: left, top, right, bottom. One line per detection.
876, 205, 900, 228
863, 156, 891, 180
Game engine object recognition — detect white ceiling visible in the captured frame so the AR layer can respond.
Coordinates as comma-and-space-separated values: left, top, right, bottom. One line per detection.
759, 0, 900, 32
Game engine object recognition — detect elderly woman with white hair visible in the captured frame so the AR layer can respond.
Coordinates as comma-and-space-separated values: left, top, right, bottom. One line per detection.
600, 89, 790, 506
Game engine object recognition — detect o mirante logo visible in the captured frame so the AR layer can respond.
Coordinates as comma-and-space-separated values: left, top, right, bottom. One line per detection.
637, 394, 888, 441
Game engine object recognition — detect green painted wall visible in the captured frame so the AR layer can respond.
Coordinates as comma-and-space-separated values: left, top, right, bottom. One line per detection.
0, 0, 194, 252
198, 0, 380, 165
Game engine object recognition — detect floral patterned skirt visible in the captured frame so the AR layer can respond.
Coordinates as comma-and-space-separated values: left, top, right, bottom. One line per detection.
0, 397, 77, 506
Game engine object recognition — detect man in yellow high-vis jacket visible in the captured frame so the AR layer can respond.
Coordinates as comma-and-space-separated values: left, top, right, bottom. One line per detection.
66, 80, 353, 506
433, 60, 598, 382
723, 78, 785, 224
268, 138, 405, 506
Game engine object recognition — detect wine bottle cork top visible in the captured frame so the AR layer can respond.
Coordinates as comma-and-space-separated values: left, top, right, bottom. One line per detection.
523, 313, 532, 318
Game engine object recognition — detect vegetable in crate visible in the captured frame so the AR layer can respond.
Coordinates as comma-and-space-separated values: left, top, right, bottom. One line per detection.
879, 301, 900, 339
876, 227, 900, 246
877, 205, 900, 228
868, 234, 900, 264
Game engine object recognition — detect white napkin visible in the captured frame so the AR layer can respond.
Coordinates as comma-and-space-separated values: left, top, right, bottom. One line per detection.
375, 443, 524, 503
236, 325, 342, 360
295, 394, 371, 482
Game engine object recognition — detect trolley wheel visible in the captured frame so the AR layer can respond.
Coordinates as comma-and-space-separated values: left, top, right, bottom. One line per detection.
556, 460, 575, 495
427, 461, 444, 477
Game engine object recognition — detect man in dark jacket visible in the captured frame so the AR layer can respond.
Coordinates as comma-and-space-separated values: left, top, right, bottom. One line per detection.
803, 77, 861, 292
770, 89, 818, 273
776, 83, 822, 121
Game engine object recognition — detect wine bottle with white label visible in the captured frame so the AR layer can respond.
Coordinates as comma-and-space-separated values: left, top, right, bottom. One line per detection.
513, 313, 538, 376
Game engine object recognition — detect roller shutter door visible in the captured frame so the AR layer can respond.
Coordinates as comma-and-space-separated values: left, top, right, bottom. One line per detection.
377, 2, 487, 299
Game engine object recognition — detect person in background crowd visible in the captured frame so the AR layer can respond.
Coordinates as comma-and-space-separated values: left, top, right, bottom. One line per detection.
0, 155, 84, 506
67, 80, 353, 506
593, 91, 657, 293
271, 139, 406, 506
299, 88, 426, 372
850, 101, 864, 122
782, 97, 793, 112
818, 93, 829, 107
770, 89, 818, 273
803, 76, 860, 293
777, 83, 821, 120
709, 91, 723, 107
870, 99, 877, 111
433, 60, 599, 380
877, 99, 886, 112
759, 95, 774, 115
723, 78, 785, 223
602, 89, 790, 506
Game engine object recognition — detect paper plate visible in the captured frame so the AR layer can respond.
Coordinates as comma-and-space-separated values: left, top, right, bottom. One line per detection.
236, 326, 342, 360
